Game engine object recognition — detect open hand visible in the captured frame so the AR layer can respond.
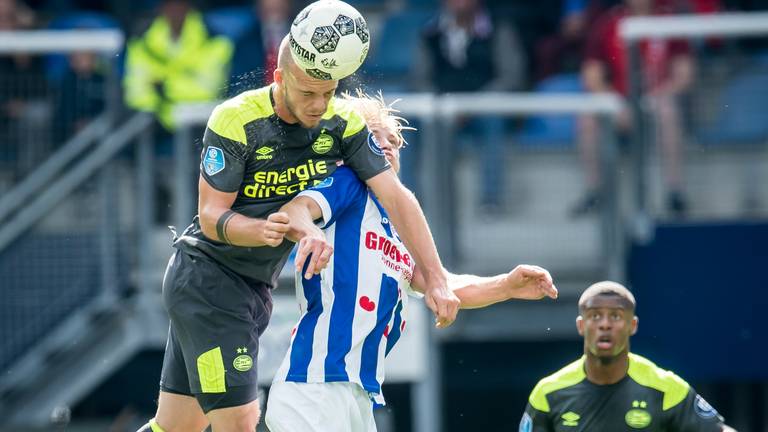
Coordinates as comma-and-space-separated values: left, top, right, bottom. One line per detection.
294, 234, 334, 279
504, 265, 558, 300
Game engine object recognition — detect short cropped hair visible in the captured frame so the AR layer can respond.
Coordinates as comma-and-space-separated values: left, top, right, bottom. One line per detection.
578, 281, 636, 312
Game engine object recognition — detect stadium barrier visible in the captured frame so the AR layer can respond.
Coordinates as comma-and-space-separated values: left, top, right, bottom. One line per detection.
620, 12, 768, 239
0, 30, 168, 428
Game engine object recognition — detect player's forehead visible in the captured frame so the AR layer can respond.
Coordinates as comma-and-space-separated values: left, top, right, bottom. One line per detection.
287, 64, 338, 93
581, 295, 631, 311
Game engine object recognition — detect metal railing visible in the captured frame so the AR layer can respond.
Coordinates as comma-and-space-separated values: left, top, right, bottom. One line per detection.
0, 30, 162, 395
621, 12, 768, 239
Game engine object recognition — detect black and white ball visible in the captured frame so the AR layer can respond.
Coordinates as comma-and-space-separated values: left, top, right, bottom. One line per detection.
289, 0, 370, 80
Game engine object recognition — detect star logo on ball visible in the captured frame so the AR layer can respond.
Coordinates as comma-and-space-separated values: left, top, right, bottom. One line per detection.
359, 296, 376, 311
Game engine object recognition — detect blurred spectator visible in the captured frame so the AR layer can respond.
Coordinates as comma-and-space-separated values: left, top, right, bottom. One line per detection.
409, 0, 525, 212
228, 0, 292, 96
0, 0, 50, 178
570, 0, 694, 218
658, 0, 723, 12
123, 0, 233, 131
535, 0, 603, 82
54, 50, 106, 142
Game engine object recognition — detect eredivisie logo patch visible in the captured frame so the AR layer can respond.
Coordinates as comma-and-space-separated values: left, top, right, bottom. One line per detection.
203, 146, 225, 176
367, 132, 384, 156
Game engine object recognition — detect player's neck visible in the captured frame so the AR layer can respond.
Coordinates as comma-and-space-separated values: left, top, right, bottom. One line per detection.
584, 351, 629, 385
271, 83, 299, 125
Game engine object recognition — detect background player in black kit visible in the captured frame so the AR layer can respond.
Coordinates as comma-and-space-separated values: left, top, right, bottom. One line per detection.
521, 281, 735, 432
137, 32, 461, 432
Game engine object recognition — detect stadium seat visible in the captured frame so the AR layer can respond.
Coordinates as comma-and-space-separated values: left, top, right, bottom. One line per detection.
203, 6, 256, 43
697, 69, 768, 145
516, 73, 583, 148
46, 12, 123, 82
363, 10, 433, 92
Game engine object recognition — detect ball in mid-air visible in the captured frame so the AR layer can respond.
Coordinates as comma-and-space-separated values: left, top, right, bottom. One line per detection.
289, 0, 370, 81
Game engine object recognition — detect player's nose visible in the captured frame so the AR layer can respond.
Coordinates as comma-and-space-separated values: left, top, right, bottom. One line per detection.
308, 96, 328, 115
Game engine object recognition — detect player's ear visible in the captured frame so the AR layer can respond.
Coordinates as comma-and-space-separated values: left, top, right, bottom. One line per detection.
630, 316, 638, 336
274, 68, 284, 86
576, 316, 584, 336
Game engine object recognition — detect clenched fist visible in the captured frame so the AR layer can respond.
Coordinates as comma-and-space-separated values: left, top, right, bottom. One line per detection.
262, 212, 291, 247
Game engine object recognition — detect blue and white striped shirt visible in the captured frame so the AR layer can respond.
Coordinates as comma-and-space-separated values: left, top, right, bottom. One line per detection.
272, 167, 419, 404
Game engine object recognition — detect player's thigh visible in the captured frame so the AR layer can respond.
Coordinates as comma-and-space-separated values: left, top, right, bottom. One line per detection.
163, 249, 272, 414
265, 381, 376, 432
154, 391, 208, 432
349, 383, 377, 432
206, 399, 261, 432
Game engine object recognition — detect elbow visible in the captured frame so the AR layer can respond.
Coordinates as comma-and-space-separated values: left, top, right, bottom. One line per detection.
382, 183, 415, 210
198, 205, 221, 240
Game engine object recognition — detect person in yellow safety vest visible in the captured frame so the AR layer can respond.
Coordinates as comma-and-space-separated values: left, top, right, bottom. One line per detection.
124, 0, 233, 130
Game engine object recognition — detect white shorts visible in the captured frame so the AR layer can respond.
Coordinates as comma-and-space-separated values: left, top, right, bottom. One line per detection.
265, 381, 376, 432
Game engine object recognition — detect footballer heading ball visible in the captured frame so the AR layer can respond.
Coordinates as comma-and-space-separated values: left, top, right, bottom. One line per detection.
289, 0, 370, 81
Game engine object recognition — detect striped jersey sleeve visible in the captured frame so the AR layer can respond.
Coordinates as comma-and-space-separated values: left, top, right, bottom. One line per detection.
297, 166, 367, 228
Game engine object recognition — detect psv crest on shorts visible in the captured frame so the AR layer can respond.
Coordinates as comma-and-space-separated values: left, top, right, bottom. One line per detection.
204, 146, 225, 176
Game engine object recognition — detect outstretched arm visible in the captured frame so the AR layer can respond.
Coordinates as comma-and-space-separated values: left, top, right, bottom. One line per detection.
410, 264, 558, 309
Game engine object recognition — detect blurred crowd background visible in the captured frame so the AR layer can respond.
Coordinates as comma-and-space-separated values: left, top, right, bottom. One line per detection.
1, 0, 767, 431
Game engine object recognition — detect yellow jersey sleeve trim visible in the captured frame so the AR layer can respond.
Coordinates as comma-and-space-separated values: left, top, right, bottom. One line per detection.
207, 86, 274, 145
327, 97, 367, 139
197, 346, 226, 393
627, 353, 690, 410
529, 357, 586, 413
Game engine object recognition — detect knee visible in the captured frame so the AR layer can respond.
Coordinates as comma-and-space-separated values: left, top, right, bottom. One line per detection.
211, 403, 261, 432
233, 406, 261, 431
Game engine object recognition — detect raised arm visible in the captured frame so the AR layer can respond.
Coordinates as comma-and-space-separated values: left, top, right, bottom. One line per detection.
410, 264, 558, 309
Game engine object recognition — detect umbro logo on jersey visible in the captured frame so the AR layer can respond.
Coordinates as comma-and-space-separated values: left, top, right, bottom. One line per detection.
255, 146, 274, 160
561, 412, 580, 427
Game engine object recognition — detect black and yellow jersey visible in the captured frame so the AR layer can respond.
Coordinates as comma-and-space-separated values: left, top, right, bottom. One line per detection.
521, 353, 725, 432
175, 85, 390, 286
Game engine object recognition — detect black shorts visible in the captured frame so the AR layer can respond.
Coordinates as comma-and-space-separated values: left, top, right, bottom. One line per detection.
159, 249, 273, 413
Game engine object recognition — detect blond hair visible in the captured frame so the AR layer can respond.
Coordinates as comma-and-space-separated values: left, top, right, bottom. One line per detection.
341, 89, 413, 149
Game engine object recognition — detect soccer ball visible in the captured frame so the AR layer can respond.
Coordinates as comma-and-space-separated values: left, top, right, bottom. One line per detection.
289, 0, 370, 81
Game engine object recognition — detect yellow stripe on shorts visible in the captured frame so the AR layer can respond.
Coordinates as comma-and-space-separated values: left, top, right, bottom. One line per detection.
197, 347, 226, 393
